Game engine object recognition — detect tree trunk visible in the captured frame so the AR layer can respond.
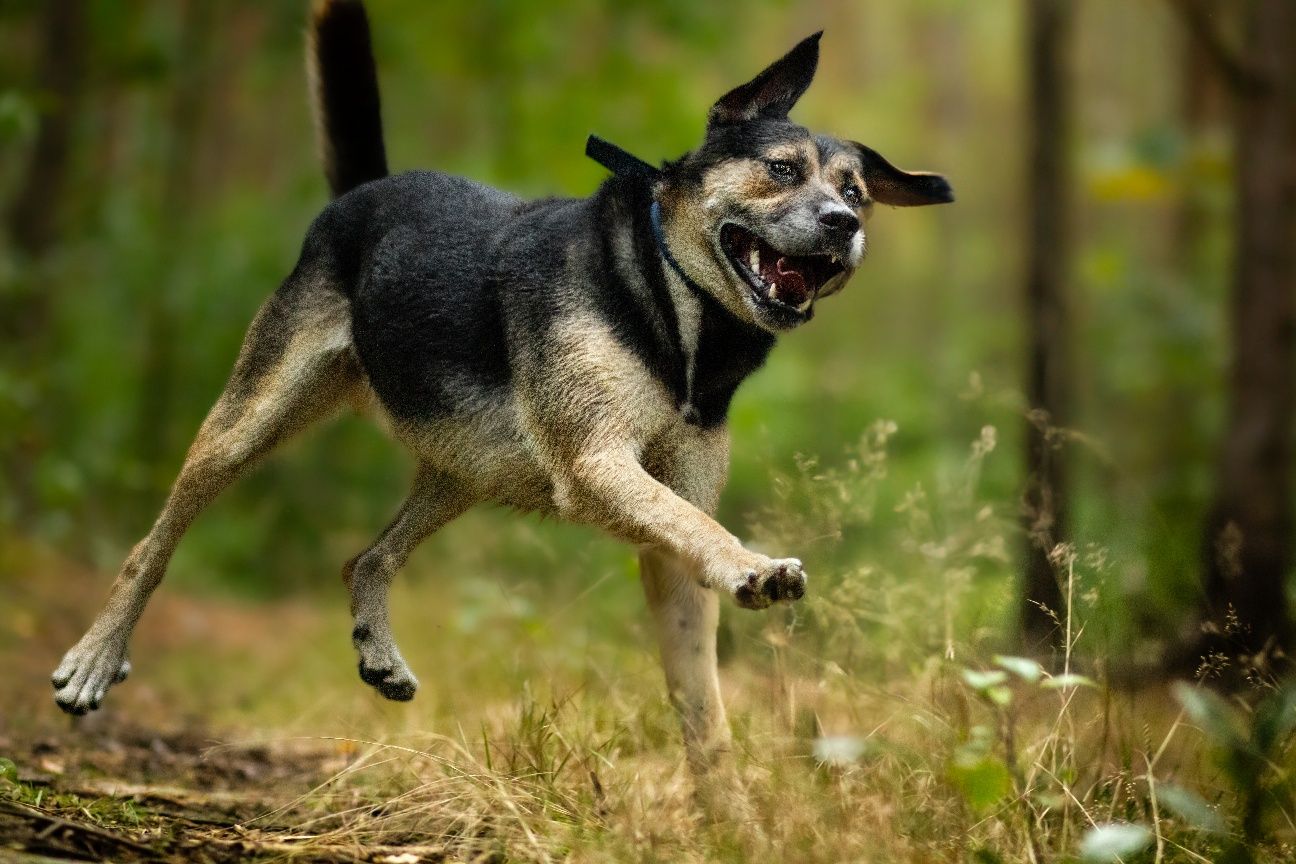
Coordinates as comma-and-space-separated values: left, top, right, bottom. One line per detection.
134, 0, 218, 486
1020, 0, 1073, 653
1141, 0, 1224, 622
5, 0, 86, 257
1, 0, 87, 525
1198, 0, 1296, 666
1173, 1, 1222, 270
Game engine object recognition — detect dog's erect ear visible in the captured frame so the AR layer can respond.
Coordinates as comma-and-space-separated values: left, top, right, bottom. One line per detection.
708, 32, 821, 128
853, 143, 955, 206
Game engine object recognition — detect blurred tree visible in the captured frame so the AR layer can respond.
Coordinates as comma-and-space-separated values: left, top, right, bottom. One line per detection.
134, 0, 218, 491
1171, 0, 1296, 670
1020, 0, 1073, 653
1134, 0, 1228, 647
4, 0, 84, 257
1173, 0, 1224, 271
1, 0, 87, 524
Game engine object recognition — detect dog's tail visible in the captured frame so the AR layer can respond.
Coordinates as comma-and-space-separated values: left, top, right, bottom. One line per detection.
307, 0, 388, 198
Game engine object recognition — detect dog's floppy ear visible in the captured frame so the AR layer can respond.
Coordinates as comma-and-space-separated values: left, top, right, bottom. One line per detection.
708, 32, 821, 128
853, 142, 955, 206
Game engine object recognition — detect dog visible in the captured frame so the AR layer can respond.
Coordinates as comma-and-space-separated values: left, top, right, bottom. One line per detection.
52, 0, 952, 779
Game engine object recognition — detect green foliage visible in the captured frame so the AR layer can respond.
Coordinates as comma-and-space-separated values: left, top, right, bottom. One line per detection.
962, 668, 1013, 707
1174, 683, 1249, 760
811, 735, 870, 767
995, 654, 1044, 683
1158, 783, 1227, 835
948, 730, 1012, 812
0, 90, 36, 146
1071, 682, 1296, 864
1165, 681, 1296, 864
1042, 673, 1097, 691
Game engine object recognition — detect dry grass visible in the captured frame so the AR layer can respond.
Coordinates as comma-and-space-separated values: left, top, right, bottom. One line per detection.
2, 421, 1292, 862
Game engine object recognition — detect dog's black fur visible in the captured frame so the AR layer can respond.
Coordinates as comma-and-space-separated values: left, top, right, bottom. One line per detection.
301, 7, 950, 431
312, 168, 776, 428
308, 0, 387, 196
320, 125, 776, 428
317, 173, 522, 421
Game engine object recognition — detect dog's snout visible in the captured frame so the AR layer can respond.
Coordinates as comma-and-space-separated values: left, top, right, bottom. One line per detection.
818, 206, 859, 237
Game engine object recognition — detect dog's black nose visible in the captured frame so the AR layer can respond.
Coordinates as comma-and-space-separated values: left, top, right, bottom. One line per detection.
818, 207, 859, 236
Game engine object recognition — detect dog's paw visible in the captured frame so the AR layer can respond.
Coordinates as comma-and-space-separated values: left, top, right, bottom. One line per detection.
731, 557, 806, 610
352, 623, 418, 702
52, 636, 130, 715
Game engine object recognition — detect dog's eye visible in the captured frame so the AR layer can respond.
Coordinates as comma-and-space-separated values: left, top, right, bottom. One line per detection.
842, 184, 863, 206
766, 160, 799, 183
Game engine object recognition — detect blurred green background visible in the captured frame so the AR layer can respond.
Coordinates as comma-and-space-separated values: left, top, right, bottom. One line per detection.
0, 1, 1233, 656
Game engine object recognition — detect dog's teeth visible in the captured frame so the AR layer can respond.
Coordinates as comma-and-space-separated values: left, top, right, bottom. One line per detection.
748, 249, 760, 272
797, 297, 813, 313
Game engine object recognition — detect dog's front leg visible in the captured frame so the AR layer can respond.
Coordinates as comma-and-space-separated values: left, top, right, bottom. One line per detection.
560, 447, 806, 608
642, 535, 757, 821
640, 546, 730, 775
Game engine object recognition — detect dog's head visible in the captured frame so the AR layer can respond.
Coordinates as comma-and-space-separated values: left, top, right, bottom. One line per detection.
658, 32, 953, 332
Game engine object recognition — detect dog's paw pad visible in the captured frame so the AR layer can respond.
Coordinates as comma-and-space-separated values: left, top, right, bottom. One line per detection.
378, 675, 417, 702
357, 660, 418, 702
354, 624, 418, 702
733, 569, 770, 610
764, 559, 806, 602
732, 558, 806, 609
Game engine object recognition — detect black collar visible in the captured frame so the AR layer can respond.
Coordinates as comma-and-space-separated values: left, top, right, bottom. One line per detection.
585, 134, 704, 298
585, 134, 660, 183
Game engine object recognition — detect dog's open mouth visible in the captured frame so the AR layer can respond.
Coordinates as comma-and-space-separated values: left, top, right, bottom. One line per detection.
720, 224, 845, 315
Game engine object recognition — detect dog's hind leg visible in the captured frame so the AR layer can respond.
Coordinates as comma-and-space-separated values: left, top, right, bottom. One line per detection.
52, 277, 360, 714
344, 466, 472, 701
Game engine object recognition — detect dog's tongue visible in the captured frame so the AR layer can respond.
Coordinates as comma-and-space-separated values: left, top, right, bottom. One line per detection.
761, 255, 808, 305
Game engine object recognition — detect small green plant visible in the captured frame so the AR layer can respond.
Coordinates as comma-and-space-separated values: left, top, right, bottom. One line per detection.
1071, 679, 1296, 864
1158, 681, 1296, 864
953, 657, 1098, 859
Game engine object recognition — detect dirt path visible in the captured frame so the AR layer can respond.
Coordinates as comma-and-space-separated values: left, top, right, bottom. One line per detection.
1, 721, 451, 863
1, 715, 456, 864
1, 538, 457, 862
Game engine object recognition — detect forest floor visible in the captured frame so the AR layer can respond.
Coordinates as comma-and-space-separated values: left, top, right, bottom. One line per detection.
1, 538, 505, 863
1, 528, 783, 864
0, 722, 388, 864
0, 543, 440, 863
0, 534, 1279, 863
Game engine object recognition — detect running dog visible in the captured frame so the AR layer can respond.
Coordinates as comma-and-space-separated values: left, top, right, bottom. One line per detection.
53, 0, 952, 779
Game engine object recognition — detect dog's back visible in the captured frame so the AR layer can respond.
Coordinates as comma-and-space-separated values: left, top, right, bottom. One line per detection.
300, 1, 647, 502
304, 172, 521, 421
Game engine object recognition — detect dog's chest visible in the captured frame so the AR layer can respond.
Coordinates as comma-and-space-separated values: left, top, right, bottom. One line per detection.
668, 277, 704, 424
667, 287, 775, 429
